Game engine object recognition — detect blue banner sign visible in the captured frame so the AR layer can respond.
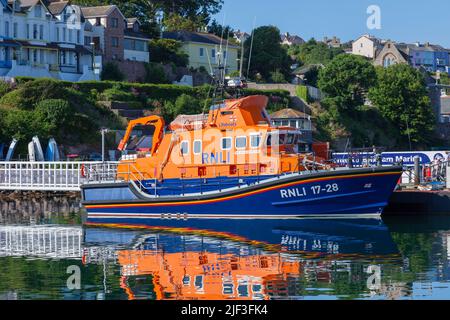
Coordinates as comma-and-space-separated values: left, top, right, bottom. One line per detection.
332, 151, 450, 167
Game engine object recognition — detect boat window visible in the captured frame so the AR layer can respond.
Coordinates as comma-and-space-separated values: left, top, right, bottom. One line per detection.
180, 141, 189, 155
193, 140, 202, 155
287, 133, 295, 145
250, 134, 261, 148
267, 133, 288, 147
221, 137, 232, 150
235, 136, 247, 149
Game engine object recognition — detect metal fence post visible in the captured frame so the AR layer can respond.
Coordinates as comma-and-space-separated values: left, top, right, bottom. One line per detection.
414, 156, 421, 186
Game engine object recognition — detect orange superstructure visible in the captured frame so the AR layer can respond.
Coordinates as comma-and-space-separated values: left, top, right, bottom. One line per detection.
116, 95, 327, 182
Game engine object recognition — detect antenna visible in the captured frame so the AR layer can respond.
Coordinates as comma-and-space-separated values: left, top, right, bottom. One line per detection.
223, 30, 231, 82
205, 45, 214, 75
239, 34, 245, 78
246, 17, 256, 80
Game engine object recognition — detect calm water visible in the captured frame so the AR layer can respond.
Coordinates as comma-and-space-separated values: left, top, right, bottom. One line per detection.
1, 212, 450, 300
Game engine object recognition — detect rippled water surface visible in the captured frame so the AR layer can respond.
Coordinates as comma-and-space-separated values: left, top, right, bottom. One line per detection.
1, 212, 450, 300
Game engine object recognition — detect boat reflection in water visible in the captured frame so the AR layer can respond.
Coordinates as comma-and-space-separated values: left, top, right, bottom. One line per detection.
84, 218, 401, 300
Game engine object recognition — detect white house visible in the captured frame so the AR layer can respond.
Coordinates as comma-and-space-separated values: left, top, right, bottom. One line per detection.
0, 0, 98, 81
352, 34, 383, 59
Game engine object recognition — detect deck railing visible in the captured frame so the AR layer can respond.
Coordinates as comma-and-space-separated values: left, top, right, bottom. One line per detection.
0, 161, 119, 192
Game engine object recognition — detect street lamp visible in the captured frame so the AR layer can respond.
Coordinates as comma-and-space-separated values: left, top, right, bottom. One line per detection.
101, 128, 109, 162
90, 41, 95, 71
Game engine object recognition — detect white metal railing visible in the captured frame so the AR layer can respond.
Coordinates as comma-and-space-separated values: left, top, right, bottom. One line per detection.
0, 161, 119, 191
0, 225, 83, 259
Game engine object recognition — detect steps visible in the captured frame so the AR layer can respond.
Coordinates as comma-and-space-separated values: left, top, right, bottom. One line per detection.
99, 101, 144, 120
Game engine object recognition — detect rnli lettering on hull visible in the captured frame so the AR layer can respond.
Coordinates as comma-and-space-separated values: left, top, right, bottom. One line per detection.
202, 152, 231, 164
280, 187, 307, 199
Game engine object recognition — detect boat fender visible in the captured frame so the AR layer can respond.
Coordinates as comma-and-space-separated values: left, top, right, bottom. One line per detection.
81, 164, 87, 178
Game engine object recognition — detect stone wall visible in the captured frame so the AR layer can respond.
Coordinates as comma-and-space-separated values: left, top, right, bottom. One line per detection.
117, 60, 147, 82
0, 191, 82, 224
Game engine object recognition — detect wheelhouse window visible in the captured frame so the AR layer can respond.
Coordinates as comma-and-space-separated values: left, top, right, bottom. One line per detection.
221, 137, 232, 150
250, 134, 261, 148
193, 140, 202, 155
181, 141, 189, 155
235, 137, 247, 149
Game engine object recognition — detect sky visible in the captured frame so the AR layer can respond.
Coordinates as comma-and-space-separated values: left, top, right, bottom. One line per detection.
214, 0, 450, 47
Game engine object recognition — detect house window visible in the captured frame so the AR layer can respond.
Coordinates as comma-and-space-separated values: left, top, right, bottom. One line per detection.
180, 141, 189, 155
77, 30, 81, 44
223, 50, 227, 59
56, 28, 60, 41
26, 24, 30, 39
199, 47, 204, 57
95, 18, 101, 26
33, 49, 38, 63
68, 29, 73, 42
211, 48, 216, 60
13, 23, 17, 38
35, 5, 42, 18
84, 36, 91, 46
39, 25, 44, 40
4, 21, 9, 38
111, 18, 119, 28
235, 137, 247, 149
62, 28, 66, 42
112, 37, 119, 47
193, 140, 202, 155
221, 137, 232, 150
39, 50, 44, 64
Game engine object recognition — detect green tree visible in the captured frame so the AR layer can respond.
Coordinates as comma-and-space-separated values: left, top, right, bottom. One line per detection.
289, 38, 343, 66
34, 99, 73, 140
144, 63, 169, 84
73, 0, 223, 36
149, 38, 189, 67
165, 94, 202, 120
244, 26, 291, 81
318, 54, 377, 113
100, 62, 125, 82
368, 64, 435, 144
162, 13, 204, 32
208, 19, 235, 39
270, 69, 287, 83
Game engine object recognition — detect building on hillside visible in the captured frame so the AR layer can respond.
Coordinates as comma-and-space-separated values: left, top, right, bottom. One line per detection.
0, 0, 98, 81
233, 29, 250, 44
81, 4, 151, 82
374, 41, 450, 74
406, 42, 449, 73
281, 32, 305, 46
270, 108, 314, 151
373, 41, 409, 67
123, 18, 150, 63
81, 5, 126, 63
163, 30, 239, 75
322, 36, 341, 48
352, 34, 384, 59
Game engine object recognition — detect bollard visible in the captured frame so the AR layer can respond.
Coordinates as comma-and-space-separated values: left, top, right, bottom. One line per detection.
447, 161, 450, 190
414, 156, 421, 186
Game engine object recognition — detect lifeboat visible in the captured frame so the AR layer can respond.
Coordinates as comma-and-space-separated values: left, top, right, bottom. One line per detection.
81, 94, 402, 222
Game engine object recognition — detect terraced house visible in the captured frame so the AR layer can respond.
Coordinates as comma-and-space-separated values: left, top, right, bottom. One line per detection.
0, 0, 98, 81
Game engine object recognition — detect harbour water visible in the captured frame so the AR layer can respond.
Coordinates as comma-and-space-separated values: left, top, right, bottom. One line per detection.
1, 202, 450, 300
